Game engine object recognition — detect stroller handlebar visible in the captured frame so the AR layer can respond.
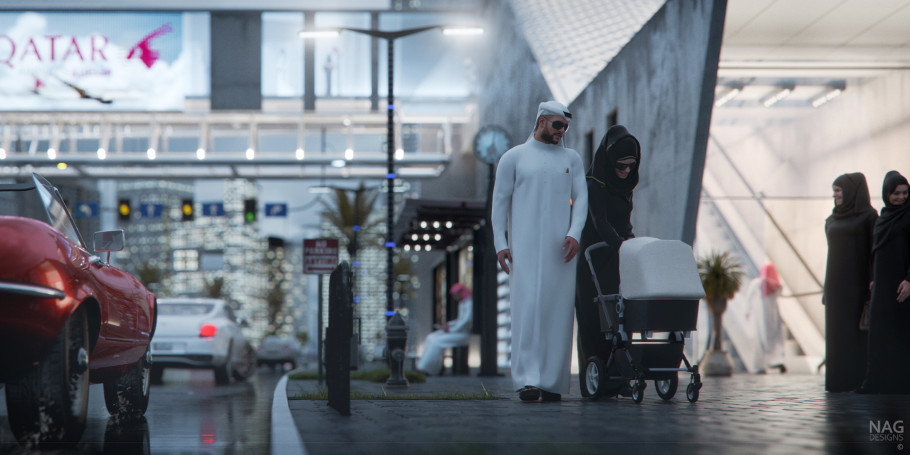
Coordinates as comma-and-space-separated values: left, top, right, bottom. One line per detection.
584, 241, 610, 299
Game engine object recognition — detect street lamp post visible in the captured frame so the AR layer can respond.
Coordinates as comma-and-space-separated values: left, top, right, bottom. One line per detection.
300, 25, 482, 316
300, 25, 483, 317
343, 26, 443, 316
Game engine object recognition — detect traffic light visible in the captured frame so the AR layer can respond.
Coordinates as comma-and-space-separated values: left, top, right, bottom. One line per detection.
181, 199, 194, 221
243, 199, 257, 223
118, 199, 131, 221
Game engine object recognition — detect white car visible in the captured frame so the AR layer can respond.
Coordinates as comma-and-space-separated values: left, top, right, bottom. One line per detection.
150, 298, 256, 385
257, 335, 305, 370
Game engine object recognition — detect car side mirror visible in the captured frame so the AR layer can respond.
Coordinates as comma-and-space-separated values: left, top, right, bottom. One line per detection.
93, 230, 125, 263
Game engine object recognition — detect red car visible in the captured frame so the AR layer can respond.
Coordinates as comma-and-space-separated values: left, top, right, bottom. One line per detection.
0, 173, 156, 447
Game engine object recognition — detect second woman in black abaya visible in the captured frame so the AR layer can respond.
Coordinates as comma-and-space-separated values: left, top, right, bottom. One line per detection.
823, 172, 876, 392
574, 125, 640, 397
857, 170, 910, 394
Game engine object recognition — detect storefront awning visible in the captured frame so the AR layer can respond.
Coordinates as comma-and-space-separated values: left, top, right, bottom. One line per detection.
394, 198, 487, 251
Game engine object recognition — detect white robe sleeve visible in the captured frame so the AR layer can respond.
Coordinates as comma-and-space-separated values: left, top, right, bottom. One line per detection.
448, 298, 473, 334
566, 152, 587, 242
492, 149, 517, 253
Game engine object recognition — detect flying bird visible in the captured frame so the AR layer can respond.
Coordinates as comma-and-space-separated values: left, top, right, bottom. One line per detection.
58, 78, 113, 104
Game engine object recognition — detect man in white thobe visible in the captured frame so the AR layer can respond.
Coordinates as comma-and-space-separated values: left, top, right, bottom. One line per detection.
416, 283, 473, 375
492, 100, 588, 402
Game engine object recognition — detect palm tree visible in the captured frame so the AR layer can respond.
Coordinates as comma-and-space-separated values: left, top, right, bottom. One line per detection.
204, 277, 226, 300
319, 182, 383, 259
698, 251, 744, 352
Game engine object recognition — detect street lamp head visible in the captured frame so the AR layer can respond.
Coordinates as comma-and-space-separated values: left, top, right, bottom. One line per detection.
441, 26, 484, 36
298, 29, 341, 39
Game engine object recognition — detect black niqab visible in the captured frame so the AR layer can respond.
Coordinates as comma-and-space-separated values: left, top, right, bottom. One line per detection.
873, 170, 910, 252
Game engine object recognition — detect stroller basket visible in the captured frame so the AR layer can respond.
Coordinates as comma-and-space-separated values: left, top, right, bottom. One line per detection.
583, 237, 706, 403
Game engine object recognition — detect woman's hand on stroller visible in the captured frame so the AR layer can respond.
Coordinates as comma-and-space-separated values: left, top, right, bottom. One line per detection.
563, 236, 579, 263
497, 249, 512, 274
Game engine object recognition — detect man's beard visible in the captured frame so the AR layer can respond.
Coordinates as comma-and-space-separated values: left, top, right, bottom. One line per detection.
541, 132, 560, 145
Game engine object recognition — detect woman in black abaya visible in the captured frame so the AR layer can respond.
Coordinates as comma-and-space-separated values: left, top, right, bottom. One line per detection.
574, 125, 640, 397
823, 172, 877, 392
857, 170, 910, 394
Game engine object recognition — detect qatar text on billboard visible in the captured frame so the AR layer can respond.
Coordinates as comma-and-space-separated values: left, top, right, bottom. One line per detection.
0, 11, 185, 111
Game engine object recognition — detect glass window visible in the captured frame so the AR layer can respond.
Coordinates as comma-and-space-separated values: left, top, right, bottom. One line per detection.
158, 303, 214, 316
174, 249, 199, 271
184, 13, 211, 98
314, 12, 371, 97
262, 13, 305, 98
378, 13, 479, 98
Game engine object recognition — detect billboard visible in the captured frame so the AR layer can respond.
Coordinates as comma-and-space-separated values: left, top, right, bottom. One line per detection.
0, 12, 186, 111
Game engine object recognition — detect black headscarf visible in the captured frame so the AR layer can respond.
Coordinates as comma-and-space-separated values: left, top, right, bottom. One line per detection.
873, 170, 910, 252
587, 125, 641, 204
831, 172, 874, 220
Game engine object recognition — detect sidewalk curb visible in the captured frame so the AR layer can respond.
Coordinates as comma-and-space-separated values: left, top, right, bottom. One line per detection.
270, 374, 307, 455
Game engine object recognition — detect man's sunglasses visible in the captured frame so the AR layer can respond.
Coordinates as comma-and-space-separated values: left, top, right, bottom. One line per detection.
551, 120, 569, 131
614, 161, 638, 171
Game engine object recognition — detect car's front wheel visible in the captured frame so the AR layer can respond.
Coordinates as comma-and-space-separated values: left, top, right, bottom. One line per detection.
5, 307, 91, 447
103, 346, 151, 421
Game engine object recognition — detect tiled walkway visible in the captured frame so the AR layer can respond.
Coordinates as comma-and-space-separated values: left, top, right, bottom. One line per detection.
285, 372, 908, 454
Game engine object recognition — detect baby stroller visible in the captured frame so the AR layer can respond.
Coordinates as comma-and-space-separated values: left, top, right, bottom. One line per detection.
582, 237, 705, 403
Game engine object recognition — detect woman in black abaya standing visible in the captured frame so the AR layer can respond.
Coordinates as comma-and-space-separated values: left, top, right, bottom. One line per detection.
857, 170, 910, 394
575, 125, 640, 397
823, 172, 877, 392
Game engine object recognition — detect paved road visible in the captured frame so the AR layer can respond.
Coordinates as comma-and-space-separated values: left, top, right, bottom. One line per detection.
287, 373, 910, 455
0, 367, 284, 454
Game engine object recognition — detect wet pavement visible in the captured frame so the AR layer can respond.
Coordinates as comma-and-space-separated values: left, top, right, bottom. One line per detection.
285, 371, 910, 455
0, 368, 283, 454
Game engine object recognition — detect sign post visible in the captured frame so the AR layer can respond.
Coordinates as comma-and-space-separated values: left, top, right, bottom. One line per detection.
304, 238, 339, 385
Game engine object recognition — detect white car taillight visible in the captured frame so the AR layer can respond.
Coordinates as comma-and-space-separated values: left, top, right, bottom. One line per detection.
199, 324, 217, 338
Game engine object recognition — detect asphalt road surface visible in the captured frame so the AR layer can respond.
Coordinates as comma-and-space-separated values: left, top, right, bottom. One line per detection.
0, 367, 283, 454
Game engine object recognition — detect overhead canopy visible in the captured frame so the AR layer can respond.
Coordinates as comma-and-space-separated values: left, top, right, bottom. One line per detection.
395, 199, 487, 251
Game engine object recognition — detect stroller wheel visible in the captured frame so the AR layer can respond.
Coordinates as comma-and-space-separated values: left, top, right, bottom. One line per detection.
686, 382, 700, 402
631, 380, 646, 403
655, 375, 678, 401
584, 357, 607, 400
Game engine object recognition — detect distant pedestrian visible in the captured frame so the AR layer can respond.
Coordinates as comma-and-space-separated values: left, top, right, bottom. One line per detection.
742, 263, 786, 374
823, 172, 876, 392
492, 100, 587, 402
415, 283, 473, 376
856, 170, 910, 394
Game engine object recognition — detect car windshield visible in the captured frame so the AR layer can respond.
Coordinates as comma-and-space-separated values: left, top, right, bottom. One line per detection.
0, 173, 86, 249
32, 173, 85, 248
158, 303, 215, 316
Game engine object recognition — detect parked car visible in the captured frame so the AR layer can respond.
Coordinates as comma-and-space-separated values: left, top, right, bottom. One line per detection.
0, 173, 156, 447
150, 298, 256, 384
257, 335, 305, 370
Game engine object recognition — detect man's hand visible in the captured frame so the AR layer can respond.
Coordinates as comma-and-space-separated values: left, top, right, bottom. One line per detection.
563, 236, 579, 263
898, 279, 910, 302
497, 249, 512, 274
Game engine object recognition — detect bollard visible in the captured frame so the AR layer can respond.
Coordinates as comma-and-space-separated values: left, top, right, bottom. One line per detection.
385, 311, 409, 387
326, 262, 352, 416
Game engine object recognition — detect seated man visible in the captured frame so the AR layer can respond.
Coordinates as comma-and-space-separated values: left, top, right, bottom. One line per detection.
416, 283, 473, 375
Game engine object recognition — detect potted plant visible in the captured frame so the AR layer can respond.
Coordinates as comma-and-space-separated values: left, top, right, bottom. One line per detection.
697, 251, 743, 376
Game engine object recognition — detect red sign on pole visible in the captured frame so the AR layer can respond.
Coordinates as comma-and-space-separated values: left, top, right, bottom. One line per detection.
303, 238, 340, 275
